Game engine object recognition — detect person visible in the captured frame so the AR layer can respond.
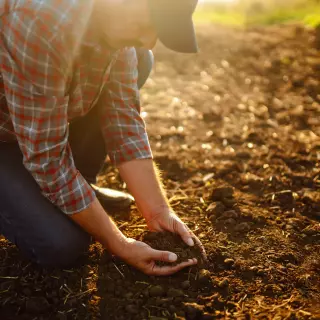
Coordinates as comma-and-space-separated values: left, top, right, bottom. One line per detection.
0, 0, 204, 276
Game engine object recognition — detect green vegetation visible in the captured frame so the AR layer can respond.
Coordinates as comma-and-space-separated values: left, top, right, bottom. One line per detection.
247, 6, 320, 26
194, 1, 320, 27
194, 9, 245, 26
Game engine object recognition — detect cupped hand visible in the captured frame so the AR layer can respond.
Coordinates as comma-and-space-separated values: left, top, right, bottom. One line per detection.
118, 238, 197, 276
144, 208, 207, 260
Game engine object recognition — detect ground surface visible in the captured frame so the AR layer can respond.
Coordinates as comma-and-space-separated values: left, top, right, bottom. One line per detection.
0, 24, 319, 320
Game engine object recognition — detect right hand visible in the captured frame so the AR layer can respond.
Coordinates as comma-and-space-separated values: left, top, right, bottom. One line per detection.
118, 238, 197, 276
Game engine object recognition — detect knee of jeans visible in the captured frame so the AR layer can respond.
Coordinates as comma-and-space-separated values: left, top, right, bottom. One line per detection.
34, 231, 91, 268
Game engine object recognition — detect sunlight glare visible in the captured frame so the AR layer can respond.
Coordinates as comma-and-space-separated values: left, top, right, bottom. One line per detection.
199, 0, 236, 2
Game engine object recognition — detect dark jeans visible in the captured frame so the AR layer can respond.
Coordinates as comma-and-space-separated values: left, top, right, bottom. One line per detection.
0, 49, 153, 268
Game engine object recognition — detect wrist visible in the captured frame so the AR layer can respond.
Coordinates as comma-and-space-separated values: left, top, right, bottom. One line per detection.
139, 201, 171, 219
103, 231, 128, 256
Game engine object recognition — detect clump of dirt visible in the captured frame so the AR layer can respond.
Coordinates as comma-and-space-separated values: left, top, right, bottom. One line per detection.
140, 231, 206, 266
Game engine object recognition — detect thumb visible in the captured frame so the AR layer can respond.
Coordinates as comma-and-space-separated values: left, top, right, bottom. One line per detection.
149, 249, 178, 263
176, 222, 194, 247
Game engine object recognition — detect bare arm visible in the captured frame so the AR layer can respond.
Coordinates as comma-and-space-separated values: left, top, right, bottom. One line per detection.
118, 159, 197, 248
69, 197, 197, 275
118, 158, 169, 218
70, 198, 127, 255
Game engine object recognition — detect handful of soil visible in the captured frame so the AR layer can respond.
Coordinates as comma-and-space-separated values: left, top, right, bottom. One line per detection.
140, 231, 206, 267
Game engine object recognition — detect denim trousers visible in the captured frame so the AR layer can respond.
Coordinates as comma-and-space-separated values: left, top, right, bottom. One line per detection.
0, 48, 153, 268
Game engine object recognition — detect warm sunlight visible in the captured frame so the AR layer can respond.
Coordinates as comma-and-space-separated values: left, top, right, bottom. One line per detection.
199, 0, 237, 2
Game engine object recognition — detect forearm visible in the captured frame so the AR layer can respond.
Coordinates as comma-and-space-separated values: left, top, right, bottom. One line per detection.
118, 159, 169, 217
70, 197, 127, 255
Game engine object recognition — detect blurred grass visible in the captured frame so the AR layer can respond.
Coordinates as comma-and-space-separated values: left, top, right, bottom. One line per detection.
194, 9, 246, 26
247, 6, 320, 27
194, 2, 320, 27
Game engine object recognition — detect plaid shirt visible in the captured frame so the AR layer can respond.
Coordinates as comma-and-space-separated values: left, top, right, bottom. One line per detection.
0, 0, 152, 214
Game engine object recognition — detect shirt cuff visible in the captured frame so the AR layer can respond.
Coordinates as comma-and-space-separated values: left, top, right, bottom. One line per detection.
43, 170, 96, 215
108, 132, 153, 166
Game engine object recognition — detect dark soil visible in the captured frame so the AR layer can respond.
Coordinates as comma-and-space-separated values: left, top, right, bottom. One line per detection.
140, 231, 206, 266
1, 23, 320, 319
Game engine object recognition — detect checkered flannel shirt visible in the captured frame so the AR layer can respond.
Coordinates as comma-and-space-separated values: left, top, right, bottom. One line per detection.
0, 0, 153, 214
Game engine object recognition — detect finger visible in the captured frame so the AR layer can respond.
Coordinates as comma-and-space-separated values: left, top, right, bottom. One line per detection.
189, 231, 208, 262
149, 248, 178, 263
175, 220, 194, 247
151, 258, 198, 276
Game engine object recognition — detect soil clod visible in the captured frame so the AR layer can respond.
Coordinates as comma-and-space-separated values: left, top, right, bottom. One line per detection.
149, 285, 165, 297
167, 288, 184, 298
206, 201, 226, 217
211, 186, 234, 201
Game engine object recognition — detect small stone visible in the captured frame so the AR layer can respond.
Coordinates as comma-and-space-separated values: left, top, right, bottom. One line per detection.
234, 222, 251, 232
167, 288, 184, 298
236, 151, 251, 159
26, 297, 50, 313
142, 288, 149, 297
211, 186, 234, 201
224, 218, 236, 226
155, 297, 164, 306
244, 173, 264, 189
185, 303, 204, 320
181, 280, 191, 289
222, 197, 237, 208
198, 269, 212, 286
257, 269, 265, 276
206, 202, 226, 217
218, 279, 229, 288
149, 285, 165, 297
224, 258, 235, 266
125, 304, 139, 314
169, 304, 176, 313
279, 266, 287, 272
273, 190, 295, 207
256, 216, 266, 224
264, 284, 282, 295
220, 210, 238, 220
124, 292, 133, 299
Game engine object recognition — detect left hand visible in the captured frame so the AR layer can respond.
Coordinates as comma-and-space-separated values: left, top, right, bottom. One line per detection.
143, 206, 207, 258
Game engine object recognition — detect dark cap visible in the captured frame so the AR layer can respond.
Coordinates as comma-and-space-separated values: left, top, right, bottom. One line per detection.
148, 0, 199, 53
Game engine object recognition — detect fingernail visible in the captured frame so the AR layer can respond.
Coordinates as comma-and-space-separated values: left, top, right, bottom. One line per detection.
168, 253, 177, 262
187, 238, 194, 246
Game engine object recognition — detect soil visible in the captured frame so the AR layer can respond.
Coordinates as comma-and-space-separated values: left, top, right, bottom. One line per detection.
1, 23, 320, 319
140, 231, 206, 266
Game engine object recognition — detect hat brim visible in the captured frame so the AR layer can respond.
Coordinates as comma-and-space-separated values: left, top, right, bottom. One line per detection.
149, 3, 198, 53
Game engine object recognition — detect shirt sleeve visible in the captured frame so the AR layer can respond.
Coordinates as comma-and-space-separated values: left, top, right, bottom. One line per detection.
0, 9, 96, 214
100, 47, 153, 166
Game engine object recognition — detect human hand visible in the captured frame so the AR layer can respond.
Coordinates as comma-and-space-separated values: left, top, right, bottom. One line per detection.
143, 207, 207, 259
118, 238, 197, 276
